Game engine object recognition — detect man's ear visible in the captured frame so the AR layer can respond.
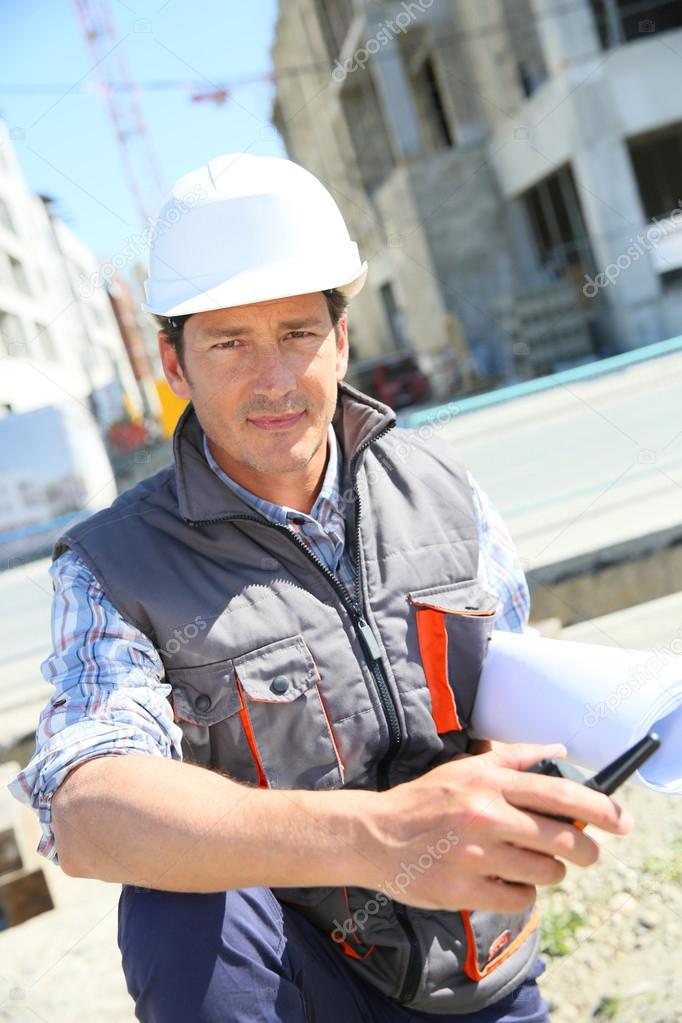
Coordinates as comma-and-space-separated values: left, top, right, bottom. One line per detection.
335, 314, 349, 382
158, 331, 191, 400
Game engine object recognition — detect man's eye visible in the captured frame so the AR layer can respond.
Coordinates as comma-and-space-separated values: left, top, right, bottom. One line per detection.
287, 331, 313, 339
212, 339, 241, 349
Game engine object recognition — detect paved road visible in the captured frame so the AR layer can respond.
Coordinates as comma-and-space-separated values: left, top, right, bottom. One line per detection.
431, 346, 682, 572
0, 558, 54, 752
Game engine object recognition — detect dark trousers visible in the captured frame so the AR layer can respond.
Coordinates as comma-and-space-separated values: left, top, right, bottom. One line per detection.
118, 884, 550, 1022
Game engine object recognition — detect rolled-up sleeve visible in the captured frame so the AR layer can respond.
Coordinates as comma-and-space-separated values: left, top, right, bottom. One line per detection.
468, 471, 531, 634
6, 550, 184, 867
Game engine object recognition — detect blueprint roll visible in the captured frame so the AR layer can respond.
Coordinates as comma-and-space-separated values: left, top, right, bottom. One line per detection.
470, 631, 682, 794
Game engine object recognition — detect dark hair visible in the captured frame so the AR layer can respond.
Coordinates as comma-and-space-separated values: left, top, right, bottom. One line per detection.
155, 288, 349, 374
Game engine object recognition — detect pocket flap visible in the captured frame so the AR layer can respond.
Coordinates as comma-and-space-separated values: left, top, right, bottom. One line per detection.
234, 635, 319, 703
166, 659, 240, 726
409, 580, 498, 616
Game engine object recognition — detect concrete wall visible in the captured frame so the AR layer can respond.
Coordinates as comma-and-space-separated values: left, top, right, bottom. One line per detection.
272, 0, 682, 378
490, 20, 682, 350
271, 0, 394, 359
404, 144, 515, 374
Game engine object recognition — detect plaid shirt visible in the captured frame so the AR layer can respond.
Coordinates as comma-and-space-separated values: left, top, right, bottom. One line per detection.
8, 428, 530, 866
203, 427, 356, 594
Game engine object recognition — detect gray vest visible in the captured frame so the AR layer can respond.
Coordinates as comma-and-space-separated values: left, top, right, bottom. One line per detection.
55, 383, 539, 1014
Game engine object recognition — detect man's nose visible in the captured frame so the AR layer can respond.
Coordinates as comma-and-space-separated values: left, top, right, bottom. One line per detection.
251, 341, 297, 395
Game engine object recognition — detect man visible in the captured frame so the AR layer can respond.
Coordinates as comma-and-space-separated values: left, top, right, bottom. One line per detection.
9, 155, 631, 1022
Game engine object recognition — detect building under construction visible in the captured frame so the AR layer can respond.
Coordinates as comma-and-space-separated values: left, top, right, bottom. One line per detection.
271, 0, 682, 390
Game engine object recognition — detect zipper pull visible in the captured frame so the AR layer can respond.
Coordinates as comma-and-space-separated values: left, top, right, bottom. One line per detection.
356, 616, 382, 661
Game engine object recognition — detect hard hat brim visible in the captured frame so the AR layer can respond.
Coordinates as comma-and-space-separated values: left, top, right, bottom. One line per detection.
334, 262, 367, 299
142, 261, 368, 318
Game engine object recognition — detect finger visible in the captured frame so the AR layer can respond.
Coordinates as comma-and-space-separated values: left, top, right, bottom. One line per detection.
481, 741, 567, 772
483, 843, 566, 887
503, 772, 633, 836
459, 876, 537, 914
498, 809, 602, 867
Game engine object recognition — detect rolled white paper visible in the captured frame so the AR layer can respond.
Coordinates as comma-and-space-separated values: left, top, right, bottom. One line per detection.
470, 631, 682, 794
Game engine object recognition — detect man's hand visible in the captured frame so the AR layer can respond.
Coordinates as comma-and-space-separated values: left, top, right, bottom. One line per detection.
363, 741, 633, 914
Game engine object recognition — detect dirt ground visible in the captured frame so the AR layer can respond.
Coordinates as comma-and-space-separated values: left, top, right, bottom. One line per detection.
537, 782, 682, 1022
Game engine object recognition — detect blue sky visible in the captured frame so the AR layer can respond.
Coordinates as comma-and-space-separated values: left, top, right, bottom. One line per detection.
0, 0, 285, 264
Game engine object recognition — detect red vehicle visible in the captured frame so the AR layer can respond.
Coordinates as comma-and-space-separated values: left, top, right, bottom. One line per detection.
369, 355, 431, 409
107, 419, 150, 454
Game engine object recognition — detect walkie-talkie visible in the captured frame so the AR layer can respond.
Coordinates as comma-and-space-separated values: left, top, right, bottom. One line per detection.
524, 732, 661, 829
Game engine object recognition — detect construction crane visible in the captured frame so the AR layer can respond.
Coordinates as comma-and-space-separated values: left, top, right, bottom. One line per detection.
73, 0, 168, 225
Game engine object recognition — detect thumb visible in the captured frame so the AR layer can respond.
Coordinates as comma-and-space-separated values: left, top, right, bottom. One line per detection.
482, 740, 567, 771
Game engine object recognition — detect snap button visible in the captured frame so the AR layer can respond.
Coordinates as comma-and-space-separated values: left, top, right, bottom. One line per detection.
194, 693, 212, 712
271, 674, 290, 694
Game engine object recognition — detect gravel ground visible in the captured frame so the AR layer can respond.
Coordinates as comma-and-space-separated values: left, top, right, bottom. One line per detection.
537, 782, 682, 1022
0, 884, 132, 1022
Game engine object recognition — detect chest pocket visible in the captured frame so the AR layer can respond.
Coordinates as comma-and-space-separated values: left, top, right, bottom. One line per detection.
409, 580, 497, 735
167, 659, 259, 784
167, 635, 344, 791
233, 635, 344, 790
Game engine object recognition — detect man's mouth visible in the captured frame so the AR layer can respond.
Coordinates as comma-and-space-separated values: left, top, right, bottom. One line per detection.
247, 411, 306, 431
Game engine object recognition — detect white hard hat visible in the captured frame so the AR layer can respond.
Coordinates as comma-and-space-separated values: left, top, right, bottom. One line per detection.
142, 153, 368, 317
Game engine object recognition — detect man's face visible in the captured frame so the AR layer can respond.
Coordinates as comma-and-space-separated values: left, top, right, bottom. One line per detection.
159, 291, 348, 490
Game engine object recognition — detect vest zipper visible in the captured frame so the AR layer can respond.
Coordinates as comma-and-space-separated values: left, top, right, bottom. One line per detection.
186, 420, 402, 789
347, 425, 402, 790
187, 505, 401, 769
187, 420, 422, 997
393, 904, 422, 1005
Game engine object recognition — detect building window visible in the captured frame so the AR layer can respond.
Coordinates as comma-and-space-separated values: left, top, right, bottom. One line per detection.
502, 0, 548, 98
0, 311, 28, 356
520, 164, 596, 279
660, 267, 682, 290
0, 196, 14, 232
400, 30, 455, 155
590, 0, 682, 48
33, 323, 56, 361
340, 72, 396, 192
379, 282, 411, 352
9, 256, 30, 295
414, 56, 454, 151
629, 121, 682, 220
315, 0, 354, 58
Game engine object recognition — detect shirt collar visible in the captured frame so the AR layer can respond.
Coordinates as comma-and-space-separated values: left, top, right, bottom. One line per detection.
174, 382, 395, 525
201, 424, 342, 525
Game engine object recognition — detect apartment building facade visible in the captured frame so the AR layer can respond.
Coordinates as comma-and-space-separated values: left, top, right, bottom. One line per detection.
0, 121, 146, 427
271, 0, 682, 384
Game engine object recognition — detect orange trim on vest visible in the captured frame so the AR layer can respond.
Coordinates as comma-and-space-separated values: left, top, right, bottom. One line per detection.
235, 674, 269, 789
415, 607, 461, 733
337, 938, 376, 961
332, 887, 376, 961
461, 906, 540, 981
315, 684, 345, 783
